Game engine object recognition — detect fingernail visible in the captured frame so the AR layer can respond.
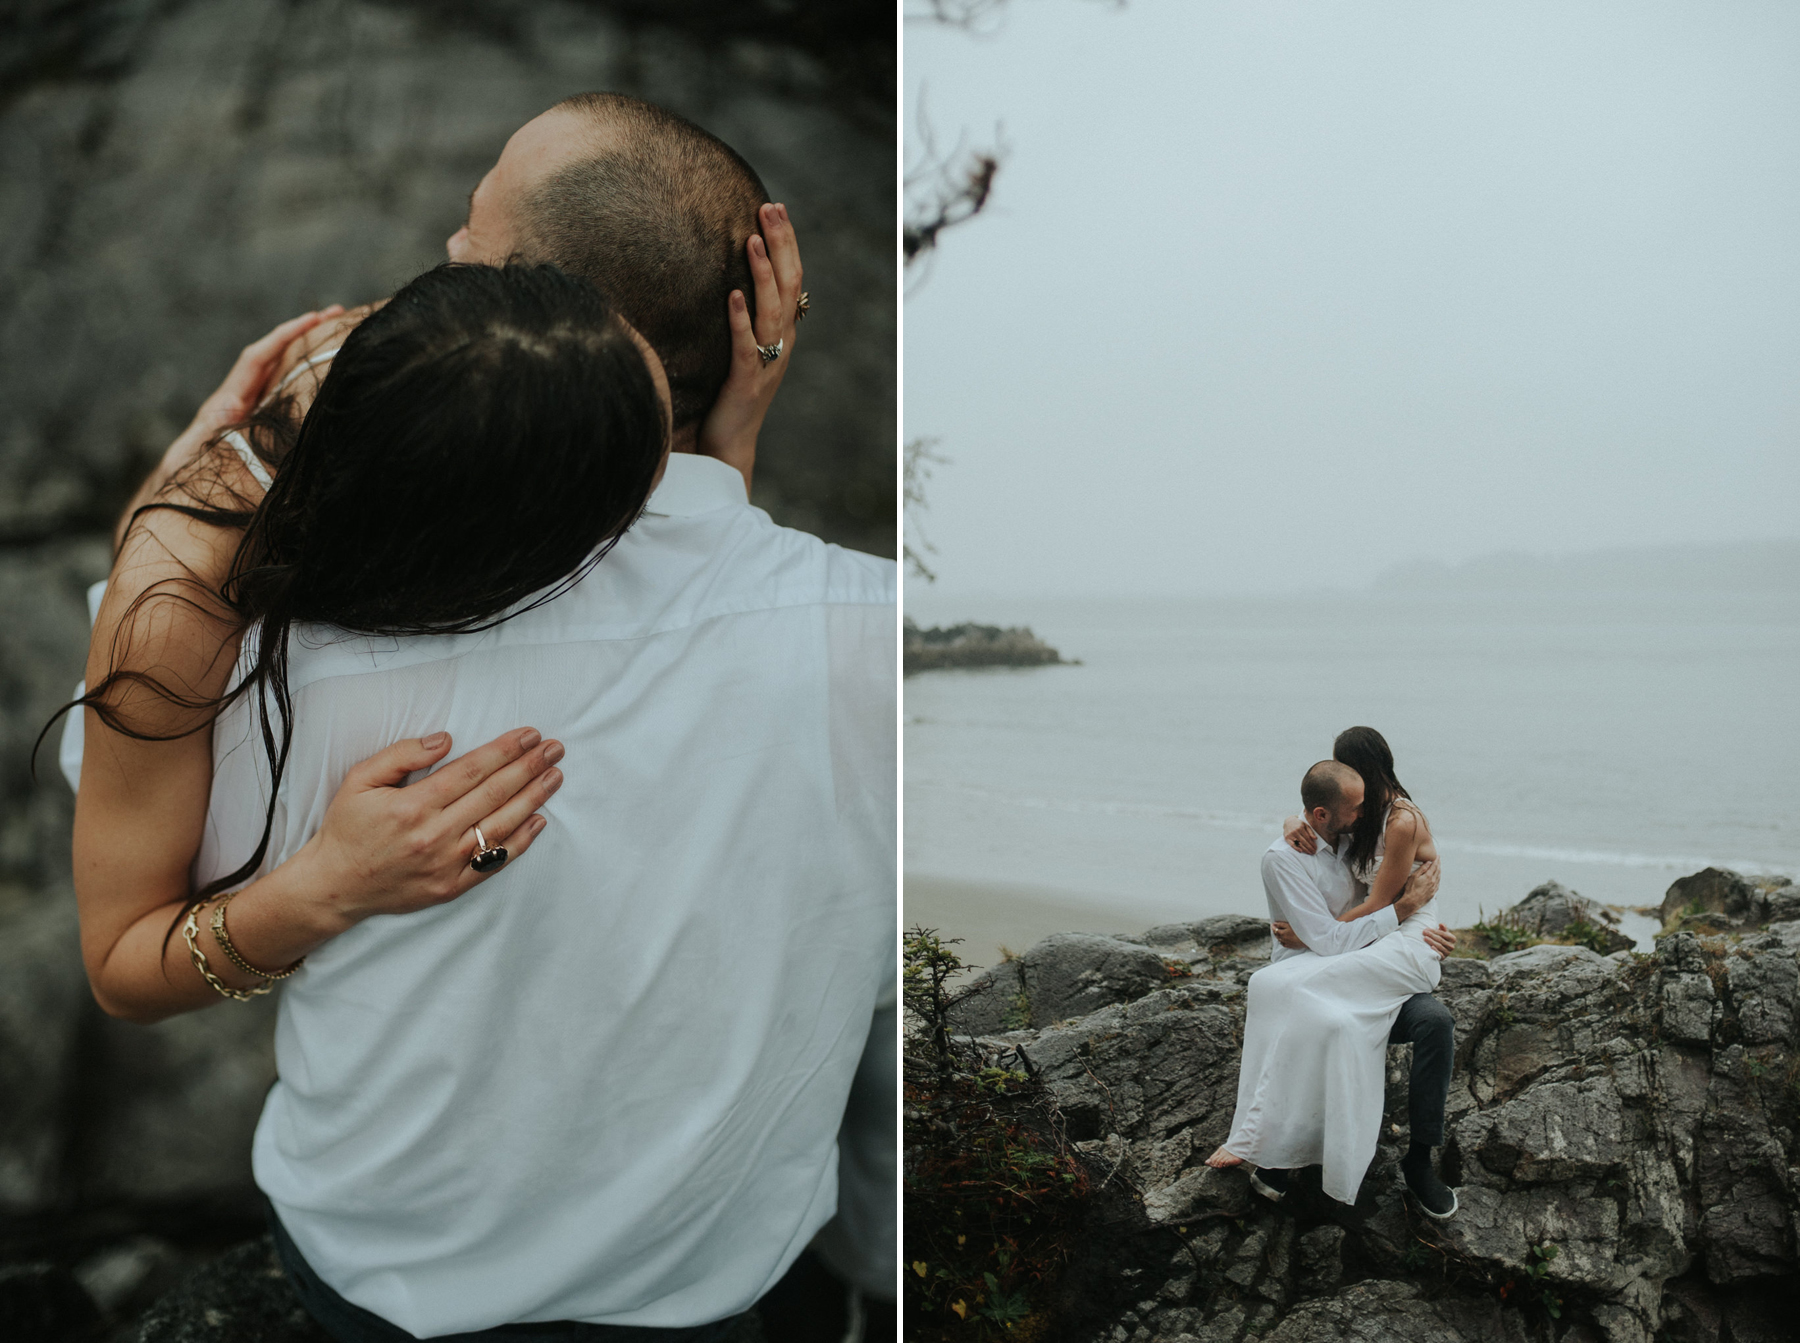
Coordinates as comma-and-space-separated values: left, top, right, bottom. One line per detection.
421, 731, 448, 749
731, 290, 746, 310
542, 769, 563, 793
778, 204, 789, 223
751, 235, 765, 256
532, 815, 548, 833
543, 741, 564, 764
519, 728, 541, 750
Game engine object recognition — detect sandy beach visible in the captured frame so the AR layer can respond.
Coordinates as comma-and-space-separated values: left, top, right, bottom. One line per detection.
904, 874, 1212, 973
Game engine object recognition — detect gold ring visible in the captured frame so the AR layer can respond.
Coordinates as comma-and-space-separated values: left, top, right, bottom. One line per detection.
794, 291, 810, 322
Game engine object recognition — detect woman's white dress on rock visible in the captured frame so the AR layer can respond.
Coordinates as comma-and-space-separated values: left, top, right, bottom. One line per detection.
1221, 806, 1441, 1204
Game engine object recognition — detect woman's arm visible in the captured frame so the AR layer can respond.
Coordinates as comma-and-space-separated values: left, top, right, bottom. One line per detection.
78, 508, 563, 1022
78, 726, 562, 1022
78, 313, 557, 1022
1334, 808, 1422, 922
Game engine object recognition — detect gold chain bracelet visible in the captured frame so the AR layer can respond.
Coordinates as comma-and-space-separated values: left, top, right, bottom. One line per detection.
211, 891, 306, 980
183, 903, 271, 1002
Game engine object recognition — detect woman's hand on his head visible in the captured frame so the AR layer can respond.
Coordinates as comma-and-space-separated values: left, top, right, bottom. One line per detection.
295, 727, 564, 932
260, 302, 383, 417
697, 202, 805, 491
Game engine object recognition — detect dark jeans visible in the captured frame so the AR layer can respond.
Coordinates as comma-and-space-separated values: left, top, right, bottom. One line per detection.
266, 1202, 744, 1343
1388, 991, 1454, 1148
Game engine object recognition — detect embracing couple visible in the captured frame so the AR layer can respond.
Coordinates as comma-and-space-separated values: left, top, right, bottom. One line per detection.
1205, 727, 1461, 1220
59, 94, 893, 1341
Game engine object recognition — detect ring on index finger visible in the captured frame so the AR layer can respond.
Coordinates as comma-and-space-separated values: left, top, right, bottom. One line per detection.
470, 824, 508, 874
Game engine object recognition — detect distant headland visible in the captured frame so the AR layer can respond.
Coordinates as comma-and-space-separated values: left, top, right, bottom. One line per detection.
903, 618, 1071, 676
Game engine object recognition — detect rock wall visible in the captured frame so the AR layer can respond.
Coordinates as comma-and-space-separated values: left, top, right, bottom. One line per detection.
0, 0, 890, 1326
945, 874, 1800, 1342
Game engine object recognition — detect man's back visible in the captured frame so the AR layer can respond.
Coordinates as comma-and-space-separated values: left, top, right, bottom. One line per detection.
197, 455, 894, 1334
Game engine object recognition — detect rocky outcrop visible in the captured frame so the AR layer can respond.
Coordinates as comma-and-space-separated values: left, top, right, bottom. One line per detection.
1505, 881, 1635, 955
903, 618, 1067, 675
1659, 868, 1798, 932
947, 871, 1799, 1342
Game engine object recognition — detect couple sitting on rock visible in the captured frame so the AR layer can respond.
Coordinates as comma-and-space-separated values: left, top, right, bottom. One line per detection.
59, 93, 893, 1341
1206, 726, 1461, 1220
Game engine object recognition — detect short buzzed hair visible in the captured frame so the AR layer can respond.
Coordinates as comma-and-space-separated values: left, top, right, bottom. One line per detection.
515, 93, 770, 429
1301, 760, 1360, 814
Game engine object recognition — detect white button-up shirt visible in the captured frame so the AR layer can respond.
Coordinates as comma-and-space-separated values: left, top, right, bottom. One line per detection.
1259, 829, 1398, 963
173, 454, 894, 1334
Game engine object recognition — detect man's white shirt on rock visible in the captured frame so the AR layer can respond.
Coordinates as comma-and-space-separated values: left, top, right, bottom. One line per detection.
1260, 832, 1398, 962
71, 454, 894, 1335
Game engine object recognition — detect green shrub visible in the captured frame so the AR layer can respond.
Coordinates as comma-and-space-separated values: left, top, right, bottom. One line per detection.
904, 928, 1089, 1341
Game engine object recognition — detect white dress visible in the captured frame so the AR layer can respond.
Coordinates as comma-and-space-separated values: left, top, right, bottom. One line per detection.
1221, 805, 1441, 1204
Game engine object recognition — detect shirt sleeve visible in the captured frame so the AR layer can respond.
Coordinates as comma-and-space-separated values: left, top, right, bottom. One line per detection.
1262, 848, 1399, 956
57, 579, 110, 795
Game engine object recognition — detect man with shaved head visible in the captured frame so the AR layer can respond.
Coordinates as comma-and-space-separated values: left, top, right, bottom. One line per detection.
103, 91, 891, 1342
1218, 759, 1457, 1211
281, 92, 783, 457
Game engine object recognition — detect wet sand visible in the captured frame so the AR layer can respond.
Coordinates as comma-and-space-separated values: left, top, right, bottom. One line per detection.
904, 874, 1206, 974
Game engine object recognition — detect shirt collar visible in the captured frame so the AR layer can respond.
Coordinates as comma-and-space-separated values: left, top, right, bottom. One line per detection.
642, 453, 749, 517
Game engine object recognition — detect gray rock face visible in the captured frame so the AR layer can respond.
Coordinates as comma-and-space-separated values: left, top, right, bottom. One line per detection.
1261, 1279, 1533, 1343
0, 888, 88, 1214
950, 932, 1175, 1035
948, 872, 1800, 1343
0, 1261, 102, 1343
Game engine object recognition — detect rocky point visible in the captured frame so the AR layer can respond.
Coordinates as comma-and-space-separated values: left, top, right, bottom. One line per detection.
939, 871, 1799, 1342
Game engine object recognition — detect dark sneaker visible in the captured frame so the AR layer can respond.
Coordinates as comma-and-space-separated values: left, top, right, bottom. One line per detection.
1248, 1166, 1289, 1203
1400, 1154, 1458, 1219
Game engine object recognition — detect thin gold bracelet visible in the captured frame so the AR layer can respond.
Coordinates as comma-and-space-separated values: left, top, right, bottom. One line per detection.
183, 904, 271, 1002
211, 891, 306, 980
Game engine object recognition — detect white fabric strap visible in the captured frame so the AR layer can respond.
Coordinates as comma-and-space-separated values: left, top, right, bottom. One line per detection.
273, 345, 342, 394
221, 430, 275, 491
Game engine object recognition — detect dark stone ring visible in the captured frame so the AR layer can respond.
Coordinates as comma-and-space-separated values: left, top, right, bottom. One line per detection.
470, 826, 508, 874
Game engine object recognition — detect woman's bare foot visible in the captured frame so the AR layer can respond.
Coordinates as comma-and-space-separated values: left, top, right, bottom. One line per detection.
1205, 1146, 1243, 1169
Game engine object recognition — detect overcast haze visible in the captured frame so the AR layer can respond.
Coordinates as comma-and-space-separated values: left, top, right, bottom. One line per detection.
904, 1, 1800, 599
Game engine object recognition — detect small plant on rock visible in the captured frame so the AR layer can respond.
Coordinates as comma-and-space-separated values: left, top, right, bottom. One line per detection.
1523, 1243, 1562, 1320
904, 927, 1090, 1340
1473, 908, 1540, 955
1560, 918, 1614, 954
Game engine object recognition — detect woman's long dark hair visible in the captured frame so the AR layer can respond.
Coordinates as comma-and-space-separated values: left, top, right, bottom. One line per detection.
1334, 725, 1412, 875
51, 262, 667, 942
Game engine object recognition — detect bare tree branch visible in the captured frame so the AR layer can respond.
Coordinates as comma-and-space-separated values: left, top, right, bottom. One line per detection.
903, 0, 1012, 32
904, 91, 1003, 279
903, 437, 949, 582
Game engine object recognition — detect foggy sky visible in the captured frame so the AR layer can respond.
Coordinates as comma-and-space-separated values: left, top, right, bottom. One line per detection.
904, 1, 1800, 599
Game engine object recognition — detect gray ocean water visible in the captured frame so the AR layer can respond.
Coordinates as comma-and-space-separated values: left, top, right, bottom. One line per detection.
905, 589, 1800, 940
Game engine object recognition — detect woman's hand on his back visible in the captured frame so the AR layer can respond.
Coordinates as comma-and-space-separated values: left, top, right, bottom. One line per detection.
1392, 859, 1442, 920
697, 202, 805, 491
294, 727, 564, 932
1282, 815, 1317, 854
